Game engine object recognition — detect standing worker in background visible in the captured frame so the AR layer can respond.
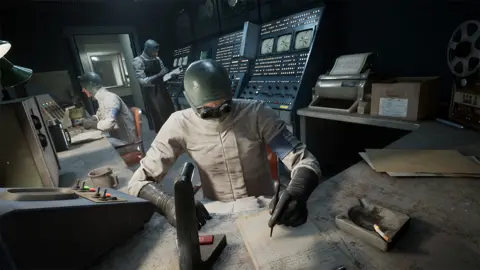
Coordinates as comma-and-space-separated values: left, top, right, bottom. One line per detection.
80, 72, 137, 147
128, 60, 322, 230
132, 39, 174, 133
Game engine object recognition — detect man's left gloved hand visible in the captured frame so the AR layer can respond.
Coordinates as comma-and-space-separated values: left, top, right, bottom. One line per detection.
83, 117, 98, 130
268, 168, 320, 227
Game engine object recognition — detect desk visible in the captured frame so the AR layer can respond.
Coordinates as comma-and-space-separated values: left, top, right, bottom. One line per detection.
296, 108, 420, 144
88, 120, 480, 269
57, 138, 132, 190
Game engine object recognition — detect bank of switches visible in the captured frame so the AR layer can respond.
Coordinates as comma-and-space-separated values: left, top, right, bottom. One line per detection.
72, 180, 126, 202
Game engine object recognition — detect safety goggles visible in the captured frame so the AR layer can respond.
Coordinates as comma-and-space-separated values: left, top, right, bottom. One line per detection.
197, 100, 232, 119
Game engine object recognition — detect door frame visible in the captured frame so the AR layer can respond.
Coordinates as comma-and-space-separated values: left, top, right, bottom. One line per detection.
63, 26, 142, 114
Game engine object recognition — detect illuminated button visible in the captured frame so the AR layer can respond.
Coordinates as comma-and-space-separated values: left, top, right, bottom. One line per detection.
106, 193, 112, 198
89, 188, 96, 192
83, 186, 90, 190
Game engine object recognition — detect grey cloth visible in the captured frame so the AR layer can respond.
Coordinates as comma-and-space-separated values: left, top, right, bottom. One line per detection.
128, 99, 321, 202
132, 52, 175, 133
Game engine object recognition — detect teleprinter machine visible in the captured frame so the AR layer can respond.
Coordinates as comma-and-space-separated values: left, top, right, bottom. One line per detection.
309, 53, 374, 114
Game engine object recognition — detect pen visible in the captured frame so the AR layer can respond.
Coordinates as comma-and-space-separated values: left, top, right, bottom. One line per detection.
270, 180, 281, 237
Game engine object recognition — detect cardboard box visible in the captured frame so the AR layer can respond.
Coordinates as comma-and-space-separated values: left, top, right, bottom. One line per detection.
371, 77, 440, 121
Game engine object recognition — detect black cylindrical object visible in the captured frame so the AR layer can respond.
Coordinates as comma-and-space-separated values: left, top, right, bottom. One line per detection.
175, 162, 201, 270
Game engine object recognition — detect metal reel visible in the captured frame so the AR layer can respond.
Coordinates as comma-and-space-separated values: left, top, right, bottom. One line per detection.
447, 20, 480, 77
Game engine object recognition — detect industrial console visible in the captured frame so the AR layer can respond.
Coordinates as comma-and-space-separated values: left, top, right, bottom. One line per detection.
214, 22, 260, 98
0, 186, 154, 270
239, 7, 324, 131
167, 45, 193, 110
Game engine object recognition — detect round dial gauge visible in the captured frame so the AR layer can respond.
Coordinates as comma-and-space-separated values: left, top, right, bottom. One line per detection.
182, 56, 189, 66
206, 0, 214, 18
276, 34, 292, 52
173, 58, 178, 67
261, 38, 274, 55
295, 29, 314, 50
228, 0, 238, 7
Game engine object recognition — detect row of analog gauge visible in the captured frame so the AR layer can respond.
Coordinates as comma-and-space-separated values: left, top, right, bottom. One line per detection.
173, 56, 189, 67
260, 29, 314, 55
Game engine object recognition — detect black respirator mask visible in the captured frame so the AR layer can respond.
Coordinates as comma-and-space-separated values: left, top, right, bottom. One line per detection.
197, 100, 232, 119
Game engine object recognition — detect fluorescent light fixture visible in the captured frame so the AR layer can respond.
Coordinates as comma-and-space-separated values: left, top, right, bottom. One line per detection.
90, 56, 99, 61
0, 41, 12, 59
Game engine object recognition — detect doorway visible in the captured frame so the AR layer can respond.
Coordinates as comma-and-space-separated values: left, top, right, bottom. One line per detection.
72, 34, 140, 108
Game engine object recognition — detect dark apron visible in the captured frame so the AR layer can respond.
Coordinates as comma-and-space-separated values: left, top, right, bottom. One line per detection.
142, 58, 175, 133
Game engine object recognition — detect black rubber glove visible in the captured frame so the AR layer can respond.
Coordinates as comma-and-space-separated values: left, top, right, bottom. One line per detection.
268, 168, 320, 227
82, 118, 98, 130
138, 183, 211, 229
149, 67, 169, 84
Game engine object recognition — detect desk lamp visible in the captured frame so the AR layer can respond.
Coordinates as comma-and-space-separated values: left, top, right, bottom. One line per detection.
0, 40, 11, 59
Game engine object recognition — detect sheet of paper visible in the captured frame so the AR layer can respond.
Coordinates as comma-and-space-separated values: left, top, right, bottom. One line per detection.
163, 67, 182, 82
236, 211, 358, 270
365, 149, 480, 174
70, 130, 103, 144
379, 97, 408, 118
330, 53, 371, 75
360, 152, 480, 178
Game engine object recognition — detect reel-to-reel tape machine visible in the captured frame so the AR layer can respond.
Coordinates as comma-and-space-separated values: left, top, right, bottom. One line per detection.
448, 20, 480, 130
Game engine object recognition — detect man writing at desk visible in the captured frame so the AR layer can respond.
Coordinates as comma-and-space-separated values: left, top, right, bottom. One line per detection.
79, 72, 137, 148
128, 60, 322, 229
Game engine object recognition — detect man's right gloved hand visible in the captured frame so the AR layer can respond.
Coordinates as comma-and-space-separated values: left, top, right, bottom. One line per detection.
138, 183, 211, 228
82, 117, 98, 130
149, 67, 169, 84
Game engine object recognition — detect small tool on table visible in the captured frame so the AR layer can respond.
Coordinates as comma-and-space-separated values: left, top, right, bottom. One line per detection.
270, 180, 282, 237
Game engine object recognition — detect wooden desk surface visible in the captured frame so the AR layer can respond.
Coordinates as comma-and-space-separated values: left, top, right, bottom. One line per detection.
83, 121, 480, 270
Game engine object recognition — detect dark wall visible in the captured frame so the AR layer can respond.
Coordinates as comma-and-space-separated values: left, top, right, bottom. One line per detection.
0, 1, 179, 81
336, 1, 479, 103
1, 1, 479, 106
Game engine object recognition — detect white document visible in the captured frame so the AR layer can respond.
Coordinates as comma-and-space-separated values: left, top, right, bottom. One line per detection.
163, 67, 182, 82
379, 97, 408, 118
330, 53, 371, 76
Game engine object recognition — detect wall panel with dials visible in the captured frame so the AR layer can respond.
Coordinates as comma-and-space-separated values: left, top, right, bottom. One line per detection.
239, 7, 324, 134
217, 0, 260, 33
193, 0, 221, 40
214, 23, 260, 98
167, 45, 193, 110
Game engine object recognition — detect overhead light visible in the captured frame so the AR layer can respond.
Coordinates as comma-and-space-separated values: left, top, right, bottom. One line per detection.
0, 41, 12, 59
90, 56, 99, 62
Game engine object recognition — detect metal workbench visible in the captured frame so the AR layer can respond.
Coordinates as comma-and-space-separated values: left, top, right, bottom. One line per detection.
81, 119, 480, 269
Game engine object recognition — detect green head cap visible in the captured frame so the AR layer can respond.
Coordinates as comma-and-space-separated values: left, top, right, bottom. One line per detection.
183, 60, 232, 111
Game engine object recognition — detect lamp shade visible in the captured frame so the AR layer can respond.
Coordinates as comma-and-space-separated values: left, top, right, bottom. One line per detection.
0, 58, 33, 87
0, 41, 11, 59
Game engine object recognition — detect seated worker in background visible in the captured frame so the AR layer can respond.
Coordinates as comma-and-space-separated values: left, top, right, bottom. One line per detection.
128, 60, 322, 229
79, 72, 137, 147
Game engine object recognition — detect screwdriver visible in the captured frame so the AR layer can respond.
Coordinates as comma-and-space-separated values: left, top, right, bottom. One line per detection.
269, 180, 281, 237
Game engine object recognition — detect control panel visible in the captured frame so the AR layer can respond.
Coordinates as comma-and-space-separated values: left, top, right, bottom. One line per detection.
214, 22, 260, 97
72, 180, 126, 203
167, 45, 193, 110
239, 8, 323, 127
215, 30, 250, 97
450, 86, 480, 130
36, 94, 65, 122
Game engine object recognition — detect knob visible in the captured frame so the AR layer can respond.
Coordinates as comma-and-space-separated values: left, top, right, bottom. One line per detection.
73, 180, 80, 190
93, 187, 101, 198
